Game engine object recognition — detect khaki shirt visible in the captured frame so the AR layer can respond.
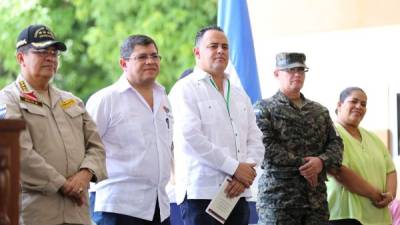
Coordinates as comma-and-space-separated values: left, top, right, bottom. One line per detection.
0, 75, 107, 225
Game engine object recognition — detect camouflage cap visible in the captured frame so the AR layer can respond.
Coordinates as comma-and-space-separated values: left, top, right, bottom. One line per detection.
16, 24, 67, 51
276, 52, 308, 70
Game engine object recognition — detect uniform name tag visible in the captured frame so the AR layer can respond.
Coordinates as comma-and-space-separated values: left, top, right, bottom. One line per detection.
60, 99, 76, 109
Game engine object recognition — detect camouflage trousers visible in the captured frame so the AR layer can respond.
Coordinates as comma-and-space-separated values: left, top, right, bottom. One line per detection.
257, 207, 329, 225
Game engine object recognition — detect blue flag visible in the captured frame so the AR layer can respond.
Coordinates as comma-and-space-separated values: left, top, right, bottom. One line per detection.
218, 0, 262, 103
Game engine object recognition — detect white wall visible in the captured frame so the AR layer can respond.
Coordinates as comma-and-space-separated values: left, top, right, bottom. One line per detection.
254, 25, 400, 154
247, 0, 400, 201
247, 0, 400, 39
247, 0, 400, 153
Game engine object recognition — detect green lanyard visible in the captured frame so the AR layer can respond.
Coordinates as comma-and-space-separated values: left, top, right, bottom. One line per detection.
209, 77, 231, 114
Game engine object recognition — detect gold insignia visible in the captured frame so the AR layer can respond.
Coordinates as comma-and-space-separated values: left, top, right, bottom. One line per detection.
60, 99, 76, 109
18, 81, 29, 93
34, 27, 55, 39
20, 96, 42, 107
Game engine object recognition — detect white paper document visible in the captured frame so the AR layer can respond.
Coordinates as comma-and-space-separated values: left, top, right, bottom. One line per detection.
206, 177, 240, 224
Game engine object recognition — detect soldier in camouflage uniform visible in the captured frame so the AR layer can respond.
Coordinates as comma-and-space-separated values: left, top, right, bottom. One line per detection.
254, 52, 343, 225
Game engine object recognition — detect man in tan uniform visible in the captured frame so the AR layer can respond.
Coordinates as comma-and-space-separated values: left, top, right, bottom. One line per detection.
0, 24, 107, 225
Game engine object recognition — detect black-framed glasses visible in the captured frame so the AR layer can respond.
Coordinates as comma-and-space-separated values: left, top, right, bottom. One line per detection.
126, 53, 162, 62
281, 67, 309, 74
30, 48, 61, 57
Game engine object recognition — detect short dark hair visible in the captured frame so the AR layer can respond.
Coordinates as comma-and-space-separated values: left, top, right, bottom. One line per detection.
195, 25, 224, 47
120, 34, 158, 59
335, 86, 366, 114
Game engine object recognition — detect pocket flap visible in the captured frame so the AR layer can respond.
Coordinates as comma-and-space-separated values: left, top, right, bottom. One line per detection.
197, 100, 217, 124
20, 102, 46, 116
64, 105, 85, 118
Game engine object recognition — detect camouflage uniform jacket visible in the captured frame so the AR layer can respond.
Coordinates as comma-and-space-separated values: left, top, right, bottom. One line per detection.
255, 91, 343, 209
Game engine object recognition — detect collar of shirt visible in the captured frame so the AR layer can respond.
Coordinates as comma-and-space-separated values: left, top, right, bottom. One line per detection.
16, 74, 61, 108
116, 73, 165, 94
192, 66, 230, 81
276, 90, 311, 107
115, 73, 167, 113
192, 67, 231, 113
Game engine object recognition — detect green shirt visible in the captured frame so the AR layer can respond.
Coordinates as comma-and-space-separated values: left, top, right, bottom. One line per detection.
327, 123, 395, 225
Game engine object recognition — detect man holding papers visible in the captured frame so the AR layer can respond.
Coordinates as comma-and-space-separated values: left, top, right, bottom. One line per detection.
169, 25, 264, 225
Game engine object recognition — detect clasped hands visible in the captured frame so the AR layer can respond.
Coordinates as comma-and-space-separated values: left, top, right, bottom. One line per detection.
59, 169, 93, 206
225, 162, 257, 198
370, 191, 394, 208
299, 156, 323, 188
225, 158, 324, 198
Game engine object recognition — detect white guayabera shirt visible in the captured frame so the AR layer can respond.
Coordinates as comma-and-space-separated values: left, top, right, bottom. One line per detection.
86, 74, 173, 222
169, 66, 264, 205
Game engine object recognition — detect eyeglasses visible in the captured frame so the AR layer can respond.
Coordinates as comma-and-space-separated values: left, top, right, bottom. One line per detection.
126, 53, 162, 62
30, 48, 61, 57
280, 67, 309, 74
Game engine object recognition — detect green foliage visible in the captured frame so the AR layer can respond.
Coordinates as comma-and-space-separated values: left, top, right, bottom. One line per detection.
0, 0, 217, 100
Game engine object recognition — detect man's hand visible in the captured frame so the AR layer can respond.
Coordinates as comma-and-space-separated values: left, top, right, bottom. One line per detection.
65, 191, 86, 206
61, 169, 93, 198
233, 162, 257, 188
224, 178, 246, 198
304, 174, 318, 188
299, 157, 323, 178
59, 185, 86, 206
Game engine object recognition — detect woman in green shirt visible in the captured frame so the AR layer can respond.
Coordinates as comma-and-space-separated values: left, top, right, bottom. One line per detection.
327, 87, 397, 225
